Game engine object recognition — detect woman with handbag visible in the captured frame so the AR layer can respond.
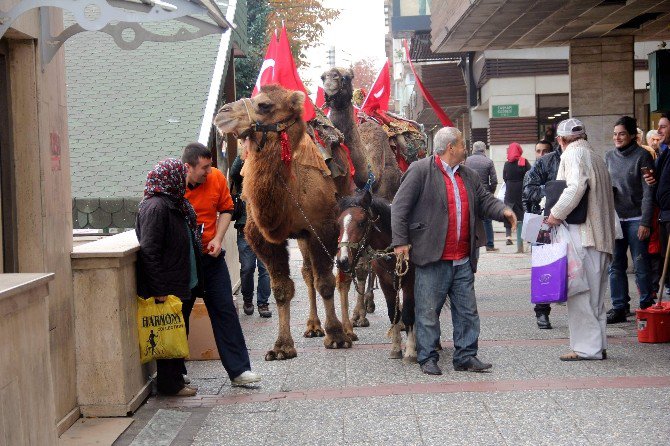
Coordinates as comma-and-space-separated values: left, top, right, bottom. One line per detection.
136, 158, 202, 396
503, 142, 530, 251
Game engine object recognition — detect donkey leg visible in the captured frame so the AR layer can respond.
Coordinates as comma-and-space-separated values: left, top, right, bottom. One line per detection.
299, 240, 324, 338
336, 270, 358, 341
351, 263, 370, 327
365, 269, 376, 314
375, 263, 402, 359
401, 267, 417, 364
245, 220, 297, 361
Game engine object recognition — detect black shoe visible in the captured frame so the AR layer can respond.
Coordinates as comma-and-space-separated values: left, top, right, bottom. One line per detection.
602, 349, 607, 360
606, 309, 627, 324
486, 246, 499, 252
506, 239, 513, 245
640, 300, 655, 310
258, 304, 272, 318
454, 356, 492, 372
243, 301, 254, 316
420, 360, 442, 375
536, 313, 552, 329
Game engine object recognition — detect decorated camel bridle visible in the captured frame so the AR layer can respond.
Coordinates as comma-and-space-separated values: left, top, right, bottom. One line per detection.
239, 97, 297, 167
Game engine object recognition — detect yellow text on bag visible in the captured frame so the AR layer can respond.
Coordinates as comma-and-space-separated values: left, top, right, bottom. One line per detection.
137, 295, 189, 364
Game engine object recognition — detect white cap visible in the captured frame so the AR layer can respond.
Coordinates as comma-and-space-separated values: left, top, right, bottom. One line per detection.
556, 118, 586, 137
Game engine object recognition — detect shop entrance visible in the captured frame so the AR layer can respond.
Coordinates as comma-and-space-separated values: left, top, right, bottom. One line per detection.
537, 94, 569, 140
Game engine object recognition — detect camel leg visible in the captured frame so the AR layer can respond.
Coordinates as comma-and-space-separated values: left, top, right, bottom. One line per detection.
336, 269, 358, 341
245, 220, 297, 361
351, 263, 370, 327
308, 224, 352, 349
365, 269, 376, 314
298, 239, 324, 338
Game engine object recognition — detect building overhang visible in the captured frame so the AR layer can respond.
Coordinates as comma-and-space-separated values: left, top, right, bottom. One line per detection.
0, 0, 233, 65
432, 0, 670, 53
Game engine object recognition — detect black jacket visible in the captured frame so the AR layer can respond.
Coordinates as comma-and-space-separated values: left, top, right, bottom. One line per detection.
230, 155, 247, 229
135, 195, 202, 300
657, 147, 670, 221
503, 162, 530, 219
522, 148, 562, 214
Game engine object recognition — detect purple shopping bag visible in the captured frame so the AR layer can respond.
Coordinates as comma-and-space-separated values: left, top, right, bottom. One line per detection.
530, 241, 568, 304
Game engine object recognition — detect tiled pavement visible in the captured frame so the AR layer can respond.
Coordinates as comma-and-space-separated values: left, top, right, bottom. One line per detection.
114, 237, 670, 445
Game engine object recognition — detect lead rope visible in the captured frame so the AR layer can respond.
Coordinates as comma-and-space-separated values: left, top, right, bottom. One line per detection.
392, 250, 410, 325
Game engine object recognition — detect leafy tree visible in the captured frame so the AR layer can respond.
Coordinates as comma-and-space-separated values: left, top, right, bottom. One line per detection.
351, 58, 379, 90
235, 0, 272, 98
266, 0, 340, 68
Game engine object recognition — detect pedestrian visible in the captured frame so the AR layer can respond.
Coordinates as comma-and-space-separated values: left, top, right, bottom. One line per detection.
464, 140, 499, 252
645, 129, 661, 160
230, 143, 272, 318
503, 142, 530, 251
545, 119, 615, 361
605, 116, 655, 323
391, 127, 517, 375
522, 139, 560, 329
648, 115, 670, 298
182, 142, 261, 386
135, 158, 201, 396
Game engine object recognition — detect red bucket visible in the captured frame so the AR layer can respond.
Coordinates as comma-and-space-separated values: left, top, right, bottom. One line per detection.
636, 302, 670, 343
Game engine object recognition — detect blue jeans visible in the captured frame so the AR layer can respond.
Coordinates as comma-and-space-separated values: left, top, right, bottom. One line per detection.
415, 260, 480, 367
237, 230, 270, 305
201, 253, 251, 379
483, 219, 494, 248
608, 219, 654, 311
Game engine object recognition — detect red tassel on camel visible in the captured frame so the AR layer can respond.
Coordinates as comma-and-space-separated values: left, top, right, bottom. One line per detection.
280, 131, 291, 168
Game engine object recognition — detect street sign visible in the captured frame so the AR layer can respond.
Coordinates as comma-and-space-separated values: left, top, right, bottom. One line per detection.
492, 104, 519, 118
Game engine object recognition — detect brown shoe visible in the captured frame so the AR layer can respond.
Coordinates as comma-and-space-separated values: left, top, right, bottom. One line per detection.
258, 304, 272, 318
174, 385, 197, 397
559, 351, 584, 361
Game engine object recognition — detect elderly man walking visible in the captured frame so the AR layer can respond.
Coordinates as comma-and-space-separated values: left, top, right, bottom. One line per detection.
464, 141, 499, 251
545, 119, 615, 361
392, 127, 517, 375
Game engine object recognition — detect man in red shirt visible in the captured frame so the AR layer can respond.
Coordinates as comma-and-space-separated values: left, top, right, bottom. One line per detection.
182, 143, 260, 386
392, 128, 516, 375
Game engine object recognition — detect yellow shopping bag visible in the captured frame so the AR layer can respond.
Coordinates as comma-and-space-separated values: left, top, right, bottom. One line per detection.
137, 295, 189, 364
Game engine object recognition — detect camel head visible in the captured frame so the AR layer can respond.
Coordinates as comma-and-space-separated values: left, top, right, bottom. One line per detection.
213, 85, 305, 144
321, 67, 354, 109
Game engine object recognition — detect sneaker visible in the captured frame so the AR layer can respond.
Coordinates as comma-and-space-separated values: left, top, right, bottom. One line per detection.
606, 309, 627, 324
232, 370, 261, 386
243, 301, 254, 316
258, 304, 272, 318
174, 385, 197, 397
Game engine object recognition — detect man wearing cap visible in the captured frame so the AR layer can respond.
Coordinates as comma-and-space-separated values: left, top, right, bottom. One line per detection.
392, 127, 517, 375
464, 141, 499, 251
545, 119, 616, 361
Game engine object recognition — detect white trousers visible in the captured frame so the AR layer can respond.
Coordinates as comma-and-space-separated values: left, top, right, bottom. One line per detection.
566, 247, 610, 359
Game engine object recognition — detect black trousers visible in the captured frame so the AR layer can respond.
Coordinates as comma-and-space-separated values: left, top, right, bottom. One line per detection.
534, 303, 551, 316
156, 296, 194, 395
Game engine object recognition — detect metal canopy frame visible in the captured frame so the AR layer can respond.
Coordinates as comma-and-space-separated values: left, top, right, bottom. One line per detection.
0, 0, 233, 66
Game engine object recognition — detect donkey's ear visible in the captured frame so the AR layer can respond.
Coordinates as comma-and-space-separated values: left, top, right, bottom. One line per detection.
288, 91, 305, 116
361, 189, 372, 210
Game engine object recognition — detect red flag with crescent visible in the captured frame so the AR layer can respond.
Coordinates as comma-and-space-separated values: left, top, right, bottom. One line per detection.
360, 60, 391, 115
252, 26, 315, 121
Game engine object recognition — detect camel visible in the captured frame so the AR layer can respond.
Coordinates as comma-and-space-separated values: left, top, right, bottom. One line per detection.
213, 84, 354, 360
322, 67, 402, 327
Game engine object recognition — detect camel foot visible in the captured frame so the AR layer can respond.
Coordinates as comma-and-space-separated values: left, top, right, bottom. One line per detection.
389, 349, 403, 359
303, 327, 325, 338
264, 345, 297, 361
345, 330, 358, 342
402, 354, 418, 364
352, 317, 370, 328
323, 330, 353, 349
364, 293, 375, 314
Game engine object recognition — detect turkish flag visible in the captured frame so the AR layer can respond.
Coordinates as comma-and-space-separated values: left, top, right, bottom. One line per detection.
361, 60, 391, 115
252, 26, 315, 121
315, 86, 330, 115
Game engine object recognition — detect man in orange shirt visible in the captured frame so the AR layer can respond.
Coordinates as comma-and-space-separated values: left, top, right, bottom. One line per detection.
182, 142, 261, 386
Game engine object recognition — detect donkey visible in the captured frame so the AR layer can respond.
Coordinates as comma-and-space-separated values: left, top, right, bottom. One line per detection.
336, 190, 417, 362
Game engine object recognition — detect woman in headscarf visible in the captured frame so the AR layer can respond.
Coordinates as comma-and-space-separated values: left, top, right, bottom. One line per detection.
503, 142, 530, 252
135, 158, 202, 396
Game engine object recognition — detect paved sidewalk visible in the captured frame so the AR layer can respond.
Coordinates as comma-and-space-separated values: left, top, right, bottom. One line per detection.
115, 237, 670, 445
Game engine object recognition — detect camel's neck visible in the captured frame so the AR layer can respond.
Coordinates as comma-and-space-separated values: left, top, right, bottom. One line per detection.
328, 99, 369, 188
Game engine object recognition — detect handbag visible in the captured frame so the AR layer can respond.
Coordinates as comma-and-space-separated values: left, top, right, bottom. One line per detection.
531, 239, 568, 304
543, 180, 589, 224
137, 295, 189, 363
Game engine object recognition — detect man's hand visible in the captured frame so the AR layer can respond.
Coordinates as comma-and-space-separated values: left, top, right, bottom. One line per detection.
643, 172, 657, 186
394, 245, 410, 259
207, 239, 223, 257
638, 225, 651, 241
545, 214, 562, 227
503, 208, 517, 232
154, 295, 168, 303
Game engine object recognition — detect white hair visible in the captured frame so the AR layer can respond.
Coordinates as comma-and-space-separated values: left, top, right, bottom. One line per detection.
433, 127, 462, 155
647, 129, 660, 140
472, 141, 487, 153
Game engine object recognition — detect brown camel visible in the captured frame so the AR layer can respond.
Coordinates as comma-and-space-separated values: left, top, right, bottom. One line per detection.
213, 84, 354, 360
322, 67, 402, 327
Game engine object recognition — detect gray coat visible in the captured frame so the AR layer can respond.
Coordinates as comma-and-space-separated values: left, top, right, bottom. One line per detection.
464, 152, 498, 193
391, 155, 508, 272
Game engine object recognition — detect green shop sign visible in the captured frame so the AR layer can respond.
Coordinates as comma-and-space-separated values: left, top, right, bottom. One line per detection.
492, 104, 519, 118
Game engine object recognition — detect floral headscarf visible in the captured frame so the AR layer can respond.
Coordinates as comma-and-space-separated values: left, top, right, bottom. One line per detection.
140, 158, 201, 248
506, 142, 526, 167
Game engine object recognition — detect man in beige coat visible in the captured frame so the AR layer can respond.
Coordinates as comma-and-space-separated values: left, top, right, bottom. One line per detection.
545, 119, 616, 361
